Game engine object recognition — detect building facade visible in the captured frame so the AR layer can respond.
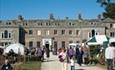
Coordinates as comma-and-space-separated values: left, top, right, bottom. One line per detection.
0, 16, 115, 50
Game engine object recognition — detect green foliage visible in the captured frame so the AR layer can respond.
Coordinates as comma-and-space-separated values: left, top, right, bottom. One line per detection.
19, 62, 41, 70
97, 0, 115, 19
103, 3, 115, 19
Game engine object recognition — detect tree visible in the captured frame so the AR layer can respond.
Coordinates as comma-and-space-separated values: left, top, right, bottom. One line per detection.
97, 0, 115, 19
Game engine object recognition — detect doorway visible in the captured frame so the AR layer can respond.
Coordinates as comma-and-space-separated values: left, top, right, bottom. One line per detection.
45, 43, 49, 50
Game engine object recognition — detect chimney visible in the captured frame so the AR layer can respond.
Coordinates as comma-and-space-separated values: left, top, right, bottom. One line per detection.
49, 13, 55, 20
65, 17, 69, 20
97, 14, 102, 20
78, 13, 82, 20
18, 15, 24, 21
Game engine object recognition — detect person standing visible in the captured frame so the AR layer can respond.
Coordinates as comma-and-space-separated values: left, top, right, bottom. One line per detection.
105, 42, 115, 70
70, 56, 75, 70
67, 46, 75, 63
35, 47, 42, 61
83, 46, 90, 65
77, 47, 84, 66
58, 48, 67, 70
1, 59, 13, 70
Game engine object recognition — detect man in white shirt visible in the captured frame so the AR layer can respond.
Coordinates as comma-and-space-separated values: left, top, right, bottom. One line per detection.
105, 42, 115, 70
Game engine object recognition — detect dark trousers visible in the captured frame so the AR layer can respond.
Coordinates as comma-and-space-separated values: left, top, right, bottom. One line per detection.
106, 59, 113, 70
71, 66, 75, 70
77, 58, 83, 66
84, 57, 89, 64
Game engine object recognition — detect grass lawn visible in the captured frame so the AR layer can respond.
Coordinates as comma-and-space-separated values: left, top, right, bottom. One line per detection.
19, 61, 41, 70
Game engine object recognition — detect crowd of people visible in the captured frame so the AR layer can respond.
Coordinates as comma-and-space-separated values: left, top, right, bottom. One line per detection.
58, 45, 90, 70
58, 42, 115, 70
0, 42, 115, 70
26, 46, 50, 61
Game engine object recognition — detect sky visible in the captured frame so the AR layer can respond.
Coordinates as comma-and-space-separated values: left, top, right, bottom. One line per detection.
0, 0, 114, 20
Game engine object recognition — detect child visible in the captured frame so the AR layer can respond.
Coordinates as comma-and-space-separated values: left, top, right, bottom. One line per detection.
70, 57, 75, 70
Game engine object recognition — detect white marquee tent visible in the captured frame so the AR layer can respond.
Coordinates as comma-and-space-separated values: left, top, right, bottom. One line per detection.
109, 38, 115, 43
4, 43, 25, 55
87, 35, 109, 45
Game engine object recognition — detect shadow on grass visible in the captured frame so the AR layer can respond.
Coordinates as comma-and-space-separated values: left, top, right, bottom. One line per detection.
75, 69, 85, 70
19, 61, 41, 70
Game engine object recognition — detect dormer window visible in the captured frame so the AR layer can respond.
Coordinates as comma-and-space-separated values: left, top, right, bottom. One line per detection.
91, 22, 93, 25
38, 22, 42, 26
69, 22, 72, 25
6, 22, 11, 25
46, 22, 49, 26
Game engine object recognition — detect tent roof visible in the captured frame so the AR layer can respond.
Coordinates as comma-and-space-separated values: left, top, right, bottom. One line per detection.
109, 38, 115, 43
4, 43, 25, 55
87, 35, 109, 45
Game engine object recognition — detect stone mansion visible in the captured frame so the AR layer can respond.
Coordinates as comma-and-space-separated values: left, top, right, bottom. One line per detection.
0, 15, 115, 49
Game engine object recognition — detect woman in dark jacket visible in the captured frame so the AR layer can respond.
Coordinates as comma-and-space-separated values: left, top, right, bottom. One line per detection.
1, 59, 12, 70
76, 47, 84, 66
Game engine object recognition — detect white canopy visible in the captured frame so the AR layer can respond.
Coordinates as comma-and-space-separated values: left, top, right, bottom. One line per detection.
0, 46, 5, 49
87, 35, 109, 45
109, 38, 115, 43
69, 43, 79, 46
69, 43, 80, 48
4, 43, 25, 55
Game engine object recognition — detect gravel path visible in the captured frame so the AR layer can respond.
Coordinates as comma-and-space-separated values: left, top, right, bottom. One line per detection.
41, 53, 107, 70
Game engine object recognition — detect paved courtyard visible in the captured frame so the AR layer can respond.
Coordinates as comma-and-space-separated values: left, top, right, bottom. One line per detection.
41, 53, 107, 70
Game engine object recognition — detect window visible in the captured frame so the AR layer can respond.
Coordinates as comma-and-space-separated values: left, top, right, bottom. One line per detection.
29, 30, 33, 35
4, 30, 8, 38
69, 41, 73, 43
69, 22, 72, 25
113, 24, 115, 28
110, 32, 115, 37
5, 42, 8, 46
29, 41, 33, 48
61, 30, 65, 35
2, 33, 4, 38
38, 22, 42, 26
37, 30, 41, 35
6, 22, 11, 25
76, 30, 79, 35
69, 30, 72, 35
91, 22, 94, 25
54, 41, 57, 48
96, 32, 98, 35
46, 30, 49, 35
37, 41, 40, 47
62, 41, 65, 48
54, 30, 57, 35
55, 23, 60, 26
91, 30, 95, 37
46, 22, 49, 26
88, 32, 91, 38
49, 23, 51, 25
110, 24, 113, 28
76, 41, 80, 43
1, 42, 4, 46
9, 33, 11, 38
